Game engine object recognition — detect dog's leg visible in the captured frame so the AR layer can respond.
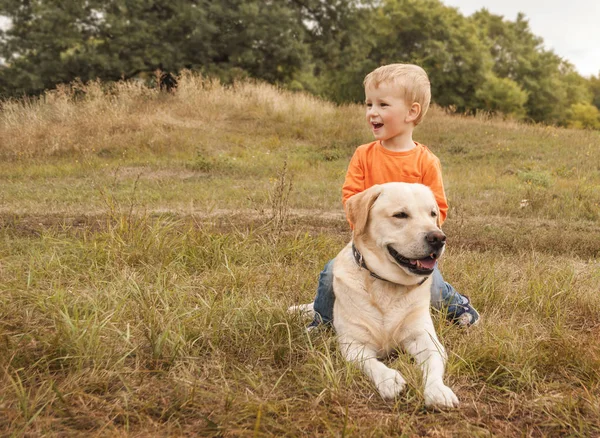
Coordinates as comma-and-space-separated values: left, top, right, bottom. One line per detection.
402, 329, 459, 408
339, 337, 406, 400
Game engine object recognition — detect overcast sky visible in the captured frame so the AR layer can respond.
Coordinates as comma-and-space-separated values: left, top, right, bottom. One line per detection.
442, 0, 600, 77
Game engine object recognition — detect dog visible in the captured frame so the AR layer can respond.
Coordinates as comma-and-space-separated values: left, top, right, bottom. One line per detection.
291, 182, 459, 408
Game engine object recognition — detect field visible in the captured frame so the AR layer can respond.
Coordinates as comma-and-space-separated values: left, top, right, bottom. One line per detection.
1, 73, 600, 437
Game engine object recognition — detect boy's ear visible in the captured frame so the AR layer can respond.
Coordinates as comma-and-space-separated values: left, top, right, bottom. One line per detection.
405, 102, 421, 124
346, 185, 383, 236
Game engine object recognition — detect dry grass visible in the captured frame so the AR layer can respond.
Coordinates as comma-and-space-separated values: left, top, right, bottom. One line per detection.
1, 73, 600, 436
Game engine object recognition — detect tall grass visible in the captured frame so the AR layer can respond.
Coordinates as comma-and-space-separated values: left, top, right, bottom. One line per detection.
1, 73, 599, 436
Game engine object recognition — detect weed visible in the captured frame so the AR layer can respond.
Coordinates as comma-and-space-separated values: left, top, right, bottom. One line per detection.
268, 159, 294, 238
518, 170, 553, 187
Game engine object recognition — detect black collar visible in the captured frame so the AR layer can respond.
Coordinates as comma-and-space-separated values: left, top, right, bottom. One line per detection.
352, 242, 429, 286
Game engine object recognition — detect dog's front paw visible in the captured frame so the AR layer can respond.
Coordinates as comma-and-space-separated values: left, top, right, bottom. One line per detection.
424, 382, 459, 408
374, 368, 406, 400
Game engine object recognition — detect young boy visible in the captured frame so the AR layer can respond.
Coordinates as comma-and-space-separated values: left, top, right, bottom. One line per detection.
310, 63, 480, 328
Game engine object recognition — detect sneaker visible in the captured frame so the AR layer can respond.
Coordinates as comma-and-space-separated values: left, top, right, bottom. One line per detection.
445, 295, 480, 327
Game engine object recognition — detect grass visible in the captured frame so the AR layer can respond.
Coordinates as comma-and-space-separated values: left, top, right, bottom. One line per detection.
1, 72, 600, 436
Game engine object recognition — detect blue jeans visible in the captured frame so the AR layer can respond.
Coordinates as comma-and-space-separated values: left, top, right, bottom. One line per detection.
310, 259, 463, 327
310, 260, 336, 326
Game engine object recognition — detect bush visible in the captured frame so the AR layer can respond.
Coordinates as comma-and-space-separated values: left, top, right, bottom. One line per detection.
566, 103, 600, 129
476, 74, 528, 119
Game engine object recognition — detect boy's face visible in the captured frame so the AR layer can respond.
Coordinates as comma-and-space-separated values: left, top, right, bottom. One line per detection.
365, 82, 419, 145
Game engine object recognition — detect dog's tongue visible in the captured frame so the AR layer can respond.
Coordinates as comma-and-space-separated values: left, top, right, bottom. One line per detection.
417, 258, 436, 270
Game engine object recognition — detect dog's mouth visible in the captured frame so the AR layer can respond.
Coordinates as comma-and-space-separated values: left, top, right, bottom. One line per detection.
387, 245, 438, 275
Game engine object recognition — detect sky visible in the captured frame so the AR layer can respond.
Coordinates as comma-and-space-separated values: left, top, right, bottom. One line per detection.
442, 0, 600, 77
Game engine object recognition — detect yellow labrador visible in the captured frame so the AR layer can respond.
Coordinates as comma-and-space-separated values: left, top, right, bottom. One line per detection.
294, 182, 459, 408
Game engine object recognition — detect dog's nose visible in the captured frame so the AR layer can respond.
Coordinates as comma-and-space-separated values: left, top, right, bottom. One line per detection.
426, 230, 446, 249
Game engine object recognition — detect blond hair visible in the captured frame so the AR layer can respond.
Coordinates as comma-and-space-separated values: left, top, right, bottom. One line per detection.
363, 64, 431, 125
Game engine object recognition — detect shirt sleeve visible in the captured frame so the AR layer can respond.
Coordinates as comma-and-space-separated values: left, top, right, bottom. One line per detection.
342, 149, 365, 208
422, 156, 449, 225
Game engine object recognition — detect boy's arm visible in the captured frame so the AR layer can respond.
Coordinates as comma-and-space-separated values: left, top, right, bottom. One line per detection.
422, 157, 449, 225
342, 150, 365, 209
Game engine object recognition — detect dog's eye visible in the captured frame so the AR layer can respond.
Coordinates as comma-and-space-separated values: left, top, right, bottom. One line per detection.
393, 212, 409, 219
431, 211, 438, 217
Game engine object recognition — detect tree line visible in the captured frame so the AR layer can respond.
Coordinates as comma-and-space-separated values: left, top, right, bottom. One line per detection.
1, 0, 599, 129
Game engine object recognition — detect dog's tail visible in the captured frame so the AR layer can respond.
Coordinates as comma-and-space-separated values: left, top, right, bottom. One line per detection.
287, 302, 315, 317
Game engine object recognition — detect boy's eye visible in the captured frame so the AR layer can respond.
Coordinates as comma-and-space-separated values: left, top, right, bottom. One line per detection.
366, 103, 372, 108
381, 103, 388, 107
393, 212, 409, 219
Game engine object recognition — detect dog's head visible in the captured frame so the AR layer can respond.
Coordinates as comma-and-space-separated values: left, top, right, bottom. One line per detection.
346, 183, 445, 285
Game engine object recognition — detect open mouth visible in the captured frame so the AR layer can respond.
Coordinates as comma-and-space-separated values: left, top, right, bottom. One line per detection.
387, 245, 438, 275
372, 122, 383, 130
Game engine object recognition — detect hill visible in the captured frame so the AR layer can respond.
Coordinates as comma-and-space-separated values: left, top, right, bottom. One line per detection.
1, 74, 599, 436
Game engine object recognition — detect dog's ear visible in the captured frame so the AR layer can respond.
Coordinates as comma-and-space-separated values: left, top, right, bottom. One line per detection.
346, 185, 383, 236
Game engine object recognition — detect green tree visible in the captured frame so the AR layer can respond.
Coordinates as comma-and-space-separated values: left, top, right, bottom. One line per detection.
0, 0, 308, 96
366, 0, 490, 111
291, 0, 377, 101
589, 74, 600, 110
294, 0, 493, 109
0, 0, 97, 95
202, 0, 307, 83
475, 74, 528, 118
471, 10, 591, 125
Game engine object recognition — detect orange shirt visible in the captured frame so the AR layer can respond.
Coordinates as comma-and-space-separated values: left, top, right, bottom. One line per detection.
342, 141, 449, 225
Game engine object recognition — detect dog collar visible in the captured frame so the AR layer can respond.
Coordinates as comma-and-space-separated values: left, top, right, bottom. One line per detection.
352, 242, 429, 286
352, 242, 387, 281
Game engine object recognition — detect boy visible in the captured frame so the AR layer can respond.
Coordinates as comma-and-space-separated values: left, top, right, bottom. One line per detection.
310, 63, 479, 328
